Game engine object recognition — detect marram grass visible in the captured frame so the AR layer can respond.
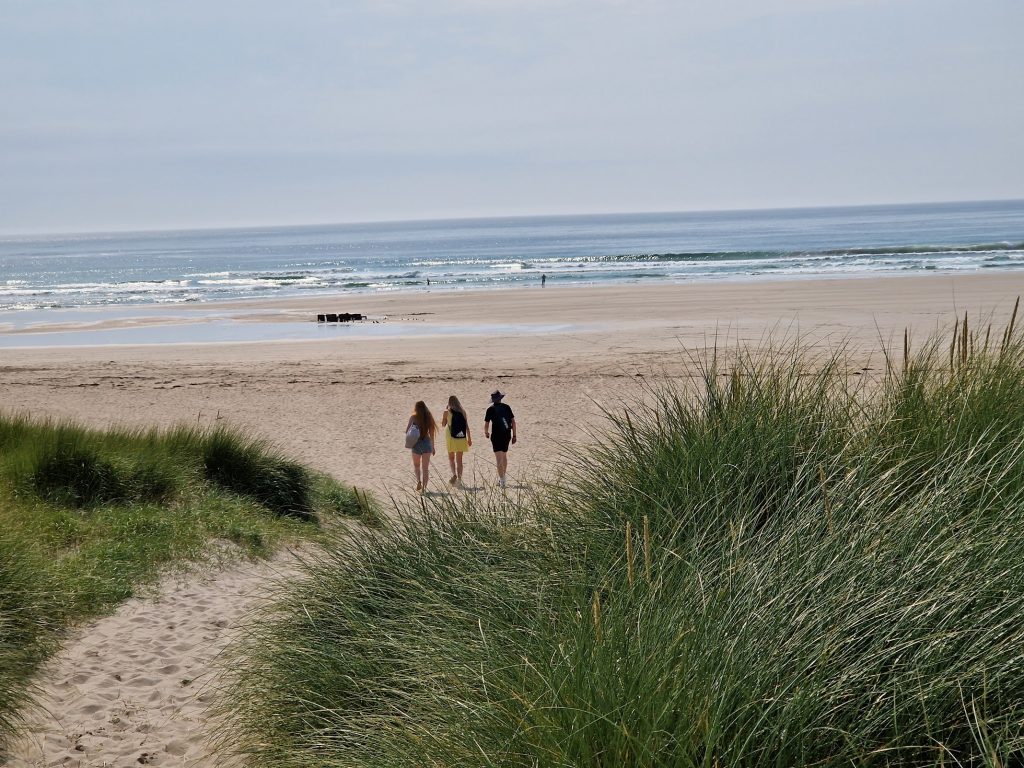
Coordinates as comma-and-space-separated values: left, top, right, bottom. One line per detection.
0, 417, 377, 749
222, 315, 1024, 767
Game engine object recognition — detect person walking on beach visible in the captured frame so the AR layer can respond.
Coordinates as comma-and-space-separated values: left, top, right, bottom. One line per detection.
441, 395, 472, 487
406, 401, 437, 493
484, 390, 516, 488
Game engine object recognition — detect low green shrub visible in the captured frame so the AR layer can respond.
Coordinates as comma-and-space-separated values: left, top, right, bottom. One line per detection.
200, 428, 314, 521
31, 443, 125, 507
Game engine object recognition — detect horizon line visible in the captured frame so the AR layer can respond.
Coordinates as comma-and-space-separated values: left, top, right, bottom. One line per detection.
2, 196, 1022, 240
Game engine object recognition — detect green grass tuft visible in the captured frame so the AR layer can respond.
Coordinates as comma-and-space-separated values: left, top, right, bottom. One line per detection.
221, 315, 1024, 767
31, 443, 127, 507
0, 536, 61, 741
199, 428, 315, 521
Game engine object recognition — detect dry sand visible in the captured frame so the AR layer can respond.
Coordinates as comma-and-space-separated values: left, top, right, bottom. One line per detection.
3, 553, 303, 768
4, 275, 1021, 492
3, 274, 1024, 766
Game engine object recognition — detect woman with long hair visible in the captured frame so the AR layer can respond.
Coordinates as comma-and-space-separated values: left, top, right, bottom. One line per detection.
407, 400, 437, 492
441, 394, 472, 487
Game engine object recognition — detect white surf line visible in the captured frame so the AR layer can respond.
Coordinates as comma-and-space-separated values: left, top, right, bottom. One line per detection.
5, 547, 304, 768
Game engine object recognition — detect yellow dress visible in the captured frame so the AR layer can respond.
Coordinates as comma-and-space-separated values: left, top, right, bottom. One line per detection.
445, 422, 470, 454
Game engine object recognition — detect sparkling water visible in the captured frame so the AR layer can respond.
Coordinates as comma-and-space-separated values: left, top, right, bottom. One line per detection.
1, 200, 1022, 312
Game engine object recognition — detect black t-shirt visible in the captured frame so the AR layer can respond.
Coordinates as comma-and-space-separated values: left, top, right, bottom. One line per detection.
485, 403, 514, 439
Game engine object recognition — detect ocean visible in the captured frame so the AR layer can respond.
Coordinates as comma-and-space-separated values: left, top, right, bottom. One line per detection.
2, 200, 1022, 313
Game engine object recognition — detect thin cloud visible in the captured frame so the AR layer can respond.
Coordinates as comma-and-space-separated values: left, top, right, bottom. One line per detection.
0, 0, 1020, 233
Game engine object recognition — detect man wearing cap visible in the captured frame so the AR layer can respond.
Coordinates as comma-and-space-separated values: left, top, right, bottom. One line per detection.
484, 390, 517, 488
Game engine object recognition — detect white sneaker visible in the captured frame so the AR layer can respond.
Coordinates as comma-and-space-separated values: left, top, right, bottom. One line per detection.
498, 477, 506, 488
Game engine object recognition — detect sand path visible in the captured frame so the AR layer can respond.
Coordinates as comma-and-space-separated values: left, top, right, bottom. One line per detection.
3, 552, 303, 768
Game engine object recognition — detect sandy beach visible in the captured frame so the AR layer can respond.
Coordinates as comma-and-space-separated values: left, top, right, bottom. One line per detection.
4, 273, 1024, 766
4, 0, 1019, 758
5, 275, 1023, 495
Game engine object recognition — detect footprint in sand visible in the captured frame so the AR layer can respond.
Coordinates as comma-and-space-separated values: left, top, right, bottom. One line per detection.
4, 552, 303, 768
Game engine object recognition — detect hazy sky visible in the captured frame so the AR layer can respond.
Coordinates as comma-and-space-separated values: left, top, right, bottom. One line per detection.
1, 0, 1021, 234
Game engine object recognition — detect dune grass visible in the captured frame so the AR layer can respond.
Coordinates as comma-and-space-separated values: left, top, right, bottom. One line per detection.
222, 310, 1024, 767
0, 418, 377, 748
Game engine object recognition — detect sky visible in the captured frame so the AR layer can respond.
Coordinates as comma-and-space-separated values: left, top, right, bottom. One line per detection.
0, 0, 1021, 234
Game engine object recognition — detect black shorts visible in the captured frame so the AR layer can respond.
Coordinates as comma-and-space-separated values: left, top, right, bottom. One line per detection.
490, 434, 511, 453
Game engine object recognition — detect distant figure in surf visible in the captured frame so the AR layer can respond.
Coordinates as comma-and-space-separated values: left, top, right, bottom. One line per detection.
541, 273, 547, 287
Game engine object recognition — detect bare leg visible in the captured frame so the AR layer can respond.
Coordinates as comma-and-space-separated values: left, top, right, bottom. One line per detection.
412, 452, 423, 490
421, 453, 432, 490
494, 451, 508, 486
455, 452, 464, 482
448, 452, 458, 484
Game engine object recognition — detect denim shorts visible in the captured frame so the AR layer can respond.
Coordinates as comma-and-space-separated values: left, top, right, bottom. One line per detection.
411, 438, 434, 455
